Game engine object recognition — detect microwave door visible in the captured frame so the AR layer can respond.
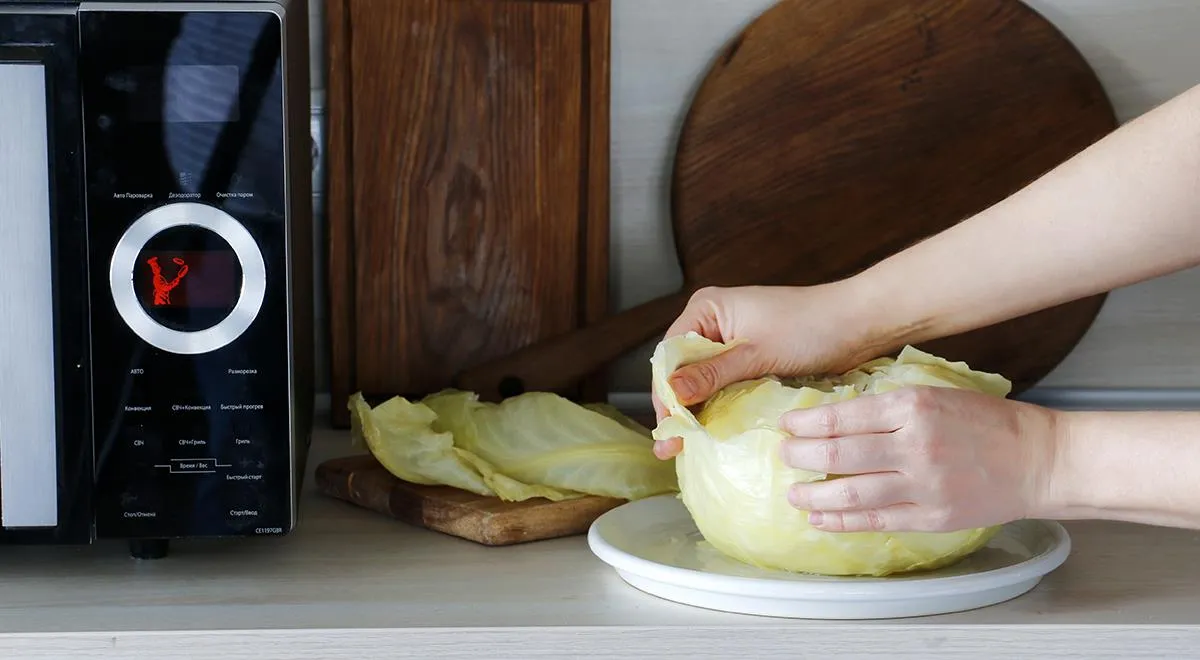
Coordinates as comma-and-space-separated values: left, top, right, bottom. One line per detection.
0, 8, 93, 545
0, 58, 60, 532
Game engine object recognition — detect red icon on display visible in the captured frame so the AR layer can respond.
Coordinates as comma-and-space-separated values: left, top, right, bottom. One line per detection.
146, 256, 189, 306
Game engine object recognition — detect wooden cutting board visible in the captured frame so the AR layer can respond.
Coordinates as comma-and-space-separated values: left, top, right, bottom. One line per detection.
455, 0, 1119, 401
314, 454, 625, 545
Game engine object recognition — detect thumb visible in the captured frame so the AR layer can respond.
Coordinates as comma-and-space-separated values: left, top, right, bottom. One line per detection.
667, 345, 758, 407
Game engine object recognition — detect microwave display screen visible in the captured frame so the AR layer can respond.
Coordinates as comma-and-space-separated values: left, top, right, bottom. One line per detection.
134, 249, 240, 310
122, 64, 241, 124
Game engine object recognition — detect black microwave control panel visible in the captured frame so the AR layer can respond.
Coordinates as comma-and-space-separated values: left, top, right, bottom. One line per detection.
79, 7, 298, 547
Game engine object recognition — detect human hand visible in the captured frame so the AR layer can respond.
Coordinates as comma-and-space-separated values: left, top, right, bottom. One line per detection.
652, 283, 890, 459
778, 385, 1060, 533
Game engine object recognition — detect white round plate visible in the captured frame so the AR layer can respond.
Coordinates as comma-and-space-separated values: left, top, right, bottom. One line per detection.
587, 495, 1070, 620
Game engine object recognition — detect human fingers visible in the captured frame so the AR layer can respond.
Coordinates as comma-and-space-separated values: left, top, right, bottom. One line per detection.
652, 390, 667, 422
779, 391, 910, 438
647, 390, 682, 458
786, 472, 909, 512
653, 436, 683, 460
779, 433, 903, 475
657, 288, 739, 408
663, 286, 725, 342
806, 503, 946, 533
667, 344, 760, 407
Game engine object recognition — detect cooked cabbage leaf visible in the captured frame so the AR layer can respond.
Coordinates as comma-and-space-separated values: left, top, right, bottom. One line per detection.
349, 389, 678, 503
651, 332, 1009, 577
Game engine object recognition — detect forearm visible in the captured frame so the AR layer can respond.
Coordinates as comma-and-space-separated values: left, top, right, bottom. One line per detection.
851, 82, 1200, 349
1037, 409, 1200, 528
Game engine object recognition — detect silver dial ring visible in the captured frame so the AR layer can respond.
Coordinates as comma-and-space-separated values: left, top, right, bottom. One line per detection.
108, 202, 265, 355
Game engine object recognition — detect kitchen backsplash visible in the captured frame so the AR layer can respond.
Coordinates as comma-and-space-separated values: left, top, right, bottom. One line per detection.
305, 0, 1200, 404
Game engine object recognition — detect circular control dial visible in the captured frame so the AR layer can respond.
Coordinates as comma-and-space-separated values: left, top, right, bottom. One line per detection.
110, 202, 266, 355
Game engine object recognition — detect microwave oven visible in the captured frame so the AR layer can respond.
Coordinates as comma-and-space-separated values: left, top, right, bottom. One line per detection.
0, 0, 314, 559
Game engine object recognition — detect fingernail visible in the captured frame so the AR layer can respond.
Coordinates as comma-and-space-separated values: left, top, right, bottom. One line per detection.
808, 512, 823, 526
778, 437, 804, 468
777, 411, 796, 433
778, 439, 794, 466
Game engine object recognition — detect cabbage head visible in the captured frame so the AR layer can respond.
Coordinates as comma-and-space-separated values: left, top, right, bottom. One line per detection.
650, 332, 1012, 577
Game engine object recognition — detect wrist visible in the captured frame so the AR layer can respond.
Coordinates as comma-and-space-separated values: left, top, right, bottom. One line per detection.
1031, 409, 1099, 520
833, 268, 934, 361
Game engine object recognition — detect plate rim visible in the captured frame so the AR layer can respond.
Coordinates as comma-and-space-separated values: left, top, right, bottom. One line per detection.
587, 494, 1072, 601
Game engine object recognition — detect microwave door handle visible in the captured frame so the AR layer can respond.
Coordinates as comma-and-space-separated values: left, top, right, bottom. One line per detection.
0, 60, 61, 530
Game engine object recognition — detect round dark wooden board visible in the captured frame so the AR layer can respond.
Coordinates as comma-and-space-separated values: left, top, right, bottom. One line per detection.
670, 0, 1119, 393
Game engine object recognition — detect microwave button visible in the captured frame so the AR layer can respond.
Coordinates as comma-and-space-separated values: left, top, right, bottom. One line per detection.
121, 399, 154, 415
225, 366, 257, 395
229, 415, 264, 445
224, 484, 263, 530
165, 458, 217, 474
232, 433, 255, 448
118, 482, 165, 522
125, 425, 162, 456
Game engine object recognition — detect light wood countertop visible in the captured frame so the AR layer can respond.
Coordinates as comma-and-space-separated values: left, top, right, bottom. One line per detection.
2, 422, 1199, 658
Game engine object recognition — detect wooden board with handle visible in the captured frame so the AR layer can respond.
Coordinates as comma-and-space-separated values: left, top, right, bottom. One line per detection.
314, 454, 625, 546
455, 0, 1119, 401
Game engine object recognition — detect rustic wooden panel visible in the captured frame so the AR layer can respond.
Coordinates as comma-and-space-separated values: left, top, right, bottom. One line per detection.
580, 0, 611, 403
326, 0, 611, 426
325, 0, 357, 428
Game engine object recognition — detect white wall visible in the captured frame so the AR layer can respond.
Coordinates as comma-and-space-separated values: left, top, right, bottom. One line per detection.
308, 0, 1200, 397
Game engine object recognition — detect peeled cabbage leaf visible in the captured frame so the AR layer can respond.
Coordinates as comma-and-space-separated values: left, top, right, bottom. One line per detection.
349, 389, 677, 503
651, 332, 1010, 577
348, 392, 573, 501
